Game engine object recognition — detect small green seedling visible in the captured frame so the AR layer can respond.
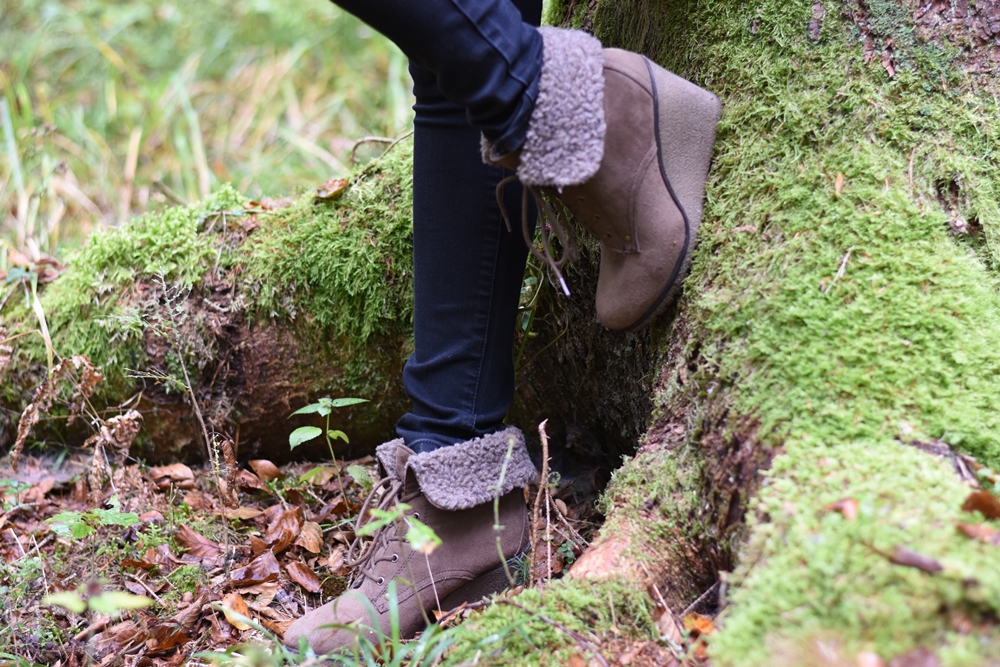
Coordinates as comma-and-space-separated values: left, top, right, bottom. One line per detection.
357, 503, 442, 555
46, 494, 140, 539
44, 589, 153, 616
288, 396, 368, 461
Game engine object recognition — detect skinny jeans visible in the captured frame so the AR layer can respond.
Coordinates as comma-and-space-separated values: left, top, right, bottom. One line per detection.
330, 0, 544, 452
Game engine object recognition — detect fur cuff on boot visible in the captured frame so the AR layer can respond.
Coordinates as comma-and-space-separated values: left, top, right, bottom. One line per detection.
376, 427, 538, 511
483, 27, 606, 190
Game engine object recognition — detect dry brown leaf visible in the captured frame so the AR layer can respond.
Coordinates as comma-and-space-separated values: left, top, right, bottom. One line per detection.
238, 581, 279, 607
961, 491, 1000, 520
183, 491, 216, 512
266, 506, 304, 554
957, 522, 1000, 545
221, 507, 264, 520
565, 653, 587, 667
835, 172, 845, 196
149, 463, 195, 490
175, 525, 220, 559
237, 469, 268, 492
286, 561, 321, 593
261, 618, 294, 638
857, 652, 886, 667
221, 592, 252, 631
882, 51, 896, 77
824, 497, 859, 520
249, 459, 283, 482
683, 613, 716, 637
294, 521, 324, 553
228, 551, 280, 587
327, 546, 349, 576
250, 536, 269, 556
652, 604, 683, 644
889, 546, 943, 574
315, 178, 349, 201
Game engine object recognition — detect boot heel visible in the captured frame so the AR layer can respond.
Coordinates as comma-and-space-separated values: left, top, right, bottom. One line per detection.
646, 58, 722, 256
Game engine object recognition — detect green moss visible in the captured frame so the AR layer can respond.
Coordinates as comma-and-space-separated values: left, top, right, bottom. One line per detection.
569, 0, 1000, 662
238, 140, 414, 394
7, 186, 246, 395
2, 143, 414, 419
445, 577, 656, 666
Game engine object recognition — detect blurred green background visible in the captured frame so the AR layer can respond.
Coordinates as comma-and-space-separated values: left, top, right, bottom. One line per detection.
0, 0, 412, 259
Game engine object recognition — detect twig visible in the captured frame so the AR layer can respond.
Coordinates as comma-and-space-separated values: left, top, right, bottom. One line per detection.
498, 599, 609, 667
349, 136, 395, 163
152, 179, 188, 206
73, 615, 110, 641
681, 582, 720, 617
530, 420, 551, 588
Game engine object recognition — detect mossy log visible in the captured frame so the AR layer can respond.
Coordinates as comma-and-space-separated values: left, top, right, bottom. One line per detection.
4, 0, 1000, 663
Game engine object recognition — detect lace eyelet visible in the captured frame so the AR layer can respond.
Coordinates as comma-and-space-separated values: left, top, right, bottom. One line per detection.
377, 577, 385, 585
390, 554, 398, 562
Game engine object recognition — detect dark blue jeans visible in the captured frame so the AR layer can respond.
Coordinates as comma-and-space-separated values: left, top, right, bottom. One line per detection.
331, 0, 544, 452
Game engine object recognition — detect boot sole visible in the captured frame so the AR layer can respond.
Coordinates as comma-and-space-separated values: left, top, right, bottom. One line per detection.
439, 550, 529, 609
622, 58, 721, 332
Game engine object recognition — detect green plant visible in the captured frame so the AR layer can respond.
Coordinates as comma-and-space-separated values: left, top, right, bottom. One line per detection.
198, 581, 521, 667
43, 589, 153, 616
45, 494, 139, 539
165, 564, 208, 595
288, 396, 368, 461
356, 504, 442, 556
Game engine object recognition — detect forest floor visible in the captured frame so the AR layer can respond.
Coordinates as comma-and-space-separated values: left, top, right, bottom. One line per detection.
0, 427, 716, 666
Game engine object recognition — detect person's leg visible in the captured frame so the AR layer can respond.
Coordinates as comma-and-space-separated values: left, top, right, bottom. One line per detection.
396, 61, 538, 454
334, 0, 542, 156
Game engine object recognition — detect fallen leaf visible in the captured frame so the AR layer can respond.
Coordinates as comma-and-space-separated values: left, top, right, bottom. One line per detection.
140, 510, 164, 524
228, 551, 280, 587
835, 172, 845, 196
327, 546, 349, 576
249, 460, 282, 482
286, 561, 321, 593
652, 604, 683, 644
888, 647, 940, 667
889, 546, 943, 574
221, 592, 252, 631
961, 490, 1000, 520
619, 641, 650, 666
683, 613, 716, 637
957, 522, 1000, 545
294, 521, 324, 553
857, 652, 886, 667
183, 490, 216, 512
149, 464, 195, 490
315, 178, 349, 201
266, 507, 304, 554
250, 536, 269, 556
261, 618, 294, 637
175, 525, 220, 559
237, 469, 268, 492
237, 581, 279, 607
220, 506, 264, 520
823, 497, 859, 520
565, 654, 587, 667
882, 51, 896, 77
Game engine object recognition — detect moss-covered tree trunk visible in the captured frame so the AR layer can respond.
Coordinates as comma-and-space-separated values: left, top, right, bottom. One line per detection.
4, 0, 1000, 662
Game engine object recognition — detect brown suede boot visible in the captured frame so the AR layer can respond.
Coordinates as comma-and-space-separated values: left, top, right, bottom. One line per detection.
487, 28, 721, 331
283, 427, 536, 655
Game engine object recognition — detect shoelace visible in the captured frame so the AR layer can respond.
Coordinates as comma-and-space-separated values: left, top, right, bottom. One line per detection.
496, 175, 577, 296
345, 474, 408, 588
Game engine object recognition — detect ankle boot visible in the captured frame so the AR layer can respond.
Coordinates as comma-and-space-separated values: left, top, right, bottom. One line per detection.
487, 28, 722, 331
283, 427, 536, 654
